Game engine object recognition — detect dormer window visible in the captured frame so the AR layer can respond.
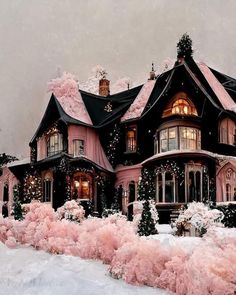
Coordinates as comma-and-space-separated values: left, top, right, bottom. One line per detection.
162, 92, 198, 118
47, 133, 63, 157
126, 126, 137, 152
172, 99, 191, 115
73, 139, 85, 157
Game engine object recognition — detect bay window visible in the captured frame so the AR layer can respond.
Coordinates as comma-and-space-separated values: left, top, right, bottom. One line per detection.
157, 126, 201, 153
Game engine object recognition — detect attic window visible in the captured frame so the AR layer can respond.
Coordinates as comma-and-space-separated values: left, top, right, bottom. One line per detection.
162, 92, 198, 118
172, 99, 191, 115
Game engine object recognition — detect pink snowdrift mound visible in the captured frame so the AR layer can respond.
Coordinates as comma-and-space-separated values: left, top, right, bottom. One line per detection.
121, 80, 155, 122
197, 63, 236, 112
0, 202, 235, 295
48, 72, 92, 125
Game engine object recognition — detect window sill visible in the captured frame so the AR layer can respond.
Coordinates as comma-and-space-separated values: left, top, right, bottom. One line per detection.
124, 151, 137, 154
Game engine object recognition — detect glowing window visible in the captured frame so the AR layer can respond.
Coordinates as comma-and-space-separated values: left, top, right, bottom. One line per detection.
172, 99, 193, 115
126, 127, 137, 152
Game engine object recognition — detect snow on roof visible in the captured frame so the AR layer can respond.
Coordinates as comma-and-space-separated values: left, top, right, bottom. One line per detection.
121, 80, 156, 122
7, 157, 30, 168
142, 149, 236, 166
57, 91, 92, 125
197, 62, 236, 112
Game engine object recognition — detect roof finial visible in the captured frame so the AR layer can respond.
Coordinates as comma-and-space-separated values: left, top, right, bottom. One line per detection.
149, 62, 156, 80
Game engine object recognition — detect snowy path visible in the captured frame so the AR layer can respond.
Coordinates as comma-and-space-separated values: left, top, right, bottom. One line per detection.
0, 243, 170, 295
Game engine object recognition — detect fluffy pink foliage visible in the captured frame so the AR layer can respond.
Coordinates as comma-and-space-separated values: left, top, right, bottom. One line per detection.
110, 237, 236, 295
56, 200, 85, 223
0, 202, 236, 294
48, 72, 79, 98
47, 72, 92, 124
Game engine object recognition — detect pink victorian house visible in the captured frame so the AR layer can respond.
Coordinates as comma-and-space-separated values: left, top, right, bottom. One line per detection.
1, 49, 236, 222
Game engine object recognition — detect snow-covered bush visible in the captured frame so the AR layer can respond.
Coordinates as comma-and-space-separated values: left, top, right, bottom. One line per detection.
56, 200, 85, 223
175, 202, 224, 236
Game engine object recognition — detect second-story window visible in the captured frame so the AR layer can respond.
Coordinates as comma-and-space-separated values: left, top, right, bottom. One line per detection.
47, 133, 63, 157
126, 126, 137, 152
158, 126, 201, 153
73, 139, 85, 157
219, 118, 236, 145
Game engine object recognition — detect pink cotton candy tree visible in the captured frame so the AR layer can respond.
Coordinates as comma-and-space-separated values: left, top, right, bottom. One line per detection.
48, 72, 79, 98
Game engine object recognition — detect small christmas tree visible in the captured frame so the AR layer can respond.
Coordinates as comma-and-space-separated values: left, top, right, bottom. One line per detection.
12, 184, 23, 220
138, 200, 158, 236
177, 33, 193, 59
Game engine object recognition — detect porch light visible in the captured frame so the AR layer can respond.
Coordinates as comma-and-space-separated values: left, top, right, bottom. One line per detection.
74, 181, 80, 188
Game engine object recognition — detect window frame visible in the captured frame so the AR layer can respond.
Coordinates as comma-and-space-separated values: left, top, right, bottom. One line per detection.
46, 132, 63, 157
125, 125, 137, 153
43, 178, 52, 203
73, 139, 85, 157
158, 126, 201, 153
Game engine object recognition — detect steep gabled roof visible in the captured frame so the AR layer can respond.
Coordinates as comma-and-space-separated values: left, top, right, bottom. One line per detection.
30, 94, 91, 144
197, 62, 236, 111
56, 90, 92, 125
138, 58, 236, 119
209, 67, 236, 105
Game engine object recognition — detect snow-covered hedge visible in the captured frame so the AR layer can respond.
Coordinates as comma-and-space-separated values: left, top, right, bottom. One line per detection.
0, 202, 236, 295
175, 202, 224, 236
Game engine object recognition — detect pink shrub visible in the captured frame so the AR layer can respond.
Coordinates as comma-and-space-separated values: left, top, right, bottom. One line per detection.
5, 236, 17, 249
109, 239, 170, 286
56, 200, 85, 223
1, 202, 235, 295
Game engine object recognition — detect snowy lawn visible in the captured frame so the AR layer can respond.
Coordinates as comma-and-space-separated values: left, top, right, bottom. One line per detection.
0, 242, 170, 295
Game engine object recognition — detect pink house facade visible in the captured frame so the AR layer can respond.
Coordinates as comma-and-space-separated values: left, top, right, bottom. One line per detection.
1, 50, 236, 221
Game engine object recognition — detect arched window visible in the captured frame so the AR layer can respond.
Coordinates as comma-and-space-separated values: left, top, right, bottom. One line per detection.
162, 92, 198, 117
172, 99, 191, 115
219, 118, 236, 145
3, 184, 9, 202
156, 172, 176, 203
226, 184, 231, 201
73, 173, 92, 200
165, 172, 175, 203
186, 164, 203, 203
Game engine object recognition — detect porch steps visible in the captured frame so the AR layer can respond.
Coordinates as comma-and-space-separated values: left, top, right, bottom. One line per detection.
170, 209, 181, 224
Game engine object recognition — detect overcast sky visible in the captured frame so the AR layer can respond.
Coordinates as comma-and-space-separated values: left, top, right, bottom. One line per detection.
0, 0, 236, 158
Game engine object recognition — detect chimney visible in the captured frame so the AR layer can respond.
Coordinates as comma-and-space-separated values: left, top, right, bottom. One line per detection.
99, 78, 110, 96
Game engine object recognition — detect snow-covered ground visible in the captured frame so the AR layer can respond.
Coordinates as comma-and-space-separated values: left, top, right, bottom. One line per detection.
0, 242, 170, 295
